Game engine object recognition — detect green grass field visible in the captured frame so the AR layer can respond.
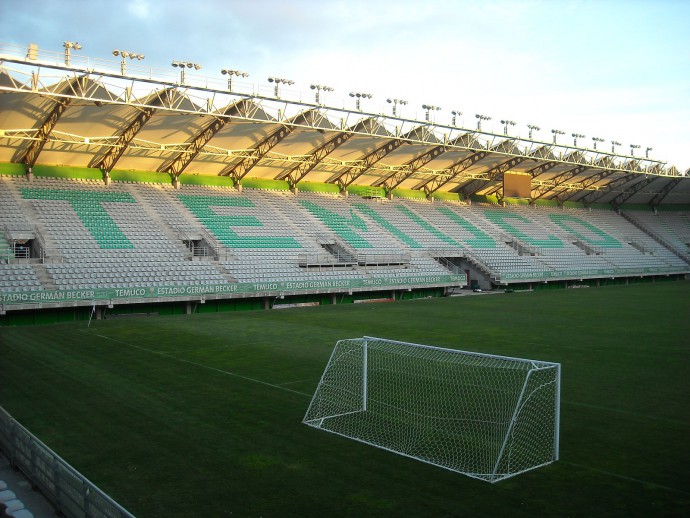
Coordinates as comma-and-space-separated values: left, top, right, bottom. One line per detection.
1, 282, 689, 517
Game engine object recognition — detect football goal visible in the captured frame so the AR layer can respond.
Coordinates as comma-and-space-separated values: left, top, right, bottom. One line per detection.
303, 337, 560, 483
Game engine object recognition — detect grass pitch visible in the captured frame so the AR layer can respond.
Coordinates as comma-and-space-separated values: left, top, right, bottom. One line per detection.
1, 281, 689, 517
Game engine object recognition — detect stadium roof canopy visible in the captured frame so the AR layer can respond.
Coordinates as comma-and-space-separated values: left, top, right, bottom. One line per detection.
1, 42, 689, 206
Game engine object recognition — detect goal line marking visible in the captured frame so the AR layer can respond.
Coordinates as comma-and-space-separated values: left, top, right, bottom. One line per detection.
562, 461, 690, 496
563, 400, 686, 426
94, 334, 312, 397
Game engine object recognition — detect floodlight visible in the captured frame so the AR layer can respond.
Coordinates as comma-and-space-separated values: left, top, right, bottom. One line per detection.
451, 110, 462, 126
349, 91, 372, 110
592, 136, 605, 150
221, 69, 249, 91
268, 76, 294, 98
572, 133, 586, 146
386, 98, 408, 116
172, 60, 202, 83
63, 41, 82, 66
475, 114, 491, 131
501, 120, 516, 135
422, 104, 441, 121
527, 124, 540, 139
114, 49, 145, 74
310, 84, 334, 104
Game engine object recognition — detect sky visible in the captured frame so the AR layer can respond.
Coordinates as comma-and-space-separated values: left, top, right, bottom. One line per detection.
1, 0, 689, 171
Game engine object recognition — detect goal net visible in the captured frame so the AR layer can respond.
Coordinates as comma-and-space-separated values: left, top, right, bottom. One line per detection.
303, 337, 560, 483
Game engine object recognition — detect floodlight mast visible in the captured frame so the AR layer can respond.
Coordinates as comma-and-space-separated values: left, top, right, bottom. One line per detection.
310, 84, 334, 105
451, 110, 462, 126
475, 114, 491, 131
592, 136, 605, 150
422, 104, 441, 122
350, 91, 372, 111
222, 69, 249, 92
113, 49, 144, 75
527, 124, 541, 139
630, 144, 641, 157
551, 129, 565, 144
172, 60, 202, 84
645, 146, 653, 159
387, 98, 408, 117
611, 140, 622, 153
572, 133, 586, 147
268, 76, 294, 98
63, 41, 82, 66
500, 119, 516, 136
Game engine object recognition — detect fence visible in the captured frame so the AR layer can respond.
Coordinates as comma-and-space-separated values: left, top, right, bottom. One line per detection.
0, 406, 135, 518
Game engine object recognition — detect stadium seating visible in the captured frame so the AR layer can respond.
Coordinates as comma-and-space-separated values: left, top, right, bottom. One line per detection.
0, 174, 688, 300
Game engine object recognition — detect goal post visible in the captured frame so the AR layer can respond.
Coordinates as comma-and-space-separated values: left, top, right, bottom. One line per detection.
303, 336, 561, 483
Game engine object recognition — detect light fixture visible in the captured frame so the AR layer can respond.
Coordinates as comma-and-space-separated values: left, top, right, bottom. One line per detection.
63, 41, 82, 66
451, 110, 462, 126
629, 144, 641, 156
268, 76, 295, 98
172, 61, 202, 84
310, 84, 334, 104
221, 69, 249, 91
551, 128, 565, 144
387, 98, 408, 116
500, 120, 516, 135
645, 146, 653, 159
611, 140, 622, 153
475, 114, 491, 131
527, 124, 540, 139
112, 49, 144, 75
592, 136, 605, 150
422, 104, 441, 122
349, 91, 372, 111
572, 133, 586, 147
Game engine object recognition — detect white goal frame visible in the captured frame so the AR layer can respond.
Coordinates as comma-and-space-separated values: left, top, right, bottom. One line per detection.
303, 336, 561, 483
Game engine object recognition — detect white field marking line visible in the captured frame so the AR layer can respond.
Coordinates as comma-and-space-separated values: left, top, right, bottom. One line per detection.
277, 378, 316, 386
561, 461, 690, 496
94, 334, 312, 397
157, 340, 270, 354
563, 400, 688, 426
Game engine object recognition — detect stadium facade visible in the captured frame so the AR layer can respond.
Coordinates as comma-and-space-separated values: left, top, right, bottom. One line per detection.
1, 42, 688, 325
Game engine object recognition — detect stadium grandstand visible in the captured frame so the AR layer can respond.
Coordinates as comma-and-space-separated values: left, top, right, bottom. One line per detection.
0, 41, 689, 325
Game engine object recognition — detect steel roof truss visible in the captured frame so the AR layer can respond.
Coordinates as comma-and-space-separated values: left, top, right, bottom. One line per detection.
557, 170, 616, 202
274, 117, 380, 186
373, 144, 448, 191
219, 107, 314, 181
611, 176, 658, 207
15, 76, 87, 167
531, 164, 590, 200
648, 178, 682, 207
413, 151, 488, 194
90, 88, 179, 173
578, 173, 637, 204
460, 155, 528, 198
328, 137, 407, 190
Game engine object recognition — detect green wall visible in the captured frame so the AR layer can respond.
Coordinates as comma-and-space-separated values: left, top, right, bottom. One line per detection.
297, 181, 341, 194
111, 169, 170, 183
0, 163, 26, 176
34, 164, 103, 180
